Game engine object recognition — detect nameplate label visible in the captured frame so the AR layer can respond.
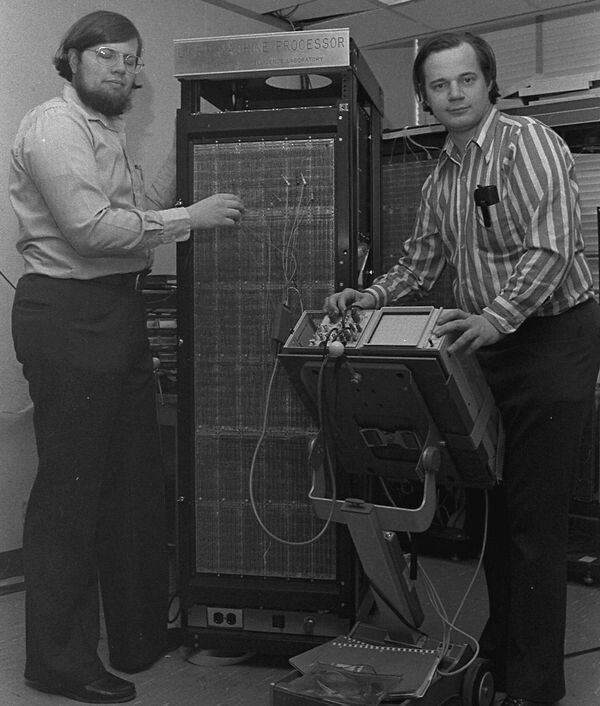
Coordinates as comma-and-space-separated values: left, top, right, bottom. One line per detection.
174, 28, 350, 78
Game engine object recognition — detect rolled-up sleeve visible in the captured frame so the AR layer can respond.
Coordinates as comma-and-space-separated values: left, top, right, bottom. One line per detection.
364, 175, 447, 307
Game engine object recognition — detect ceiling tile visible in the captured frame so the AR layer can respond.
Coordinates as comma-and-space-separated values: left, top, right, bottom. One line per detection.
200, 0, 374, 17
201, 0, 600, 50
393, 0, 539, 30
205, 0, 299, 12
284, 0, 376, 21
311, 9, 433, 45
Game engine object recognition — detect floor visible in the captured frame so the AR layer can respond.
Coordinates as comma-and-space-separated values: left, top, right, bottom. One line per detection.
0, 556, 599, 706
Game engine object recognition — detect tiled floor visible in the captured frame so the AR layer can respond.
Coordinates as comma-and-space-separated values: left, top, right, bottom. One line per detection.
0, 556, 598, 705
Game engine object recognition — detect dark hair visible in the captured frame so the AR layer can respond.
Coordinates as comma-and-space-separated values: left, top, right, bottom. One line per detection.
412, 32, 500, 114
53, 10, 143, 82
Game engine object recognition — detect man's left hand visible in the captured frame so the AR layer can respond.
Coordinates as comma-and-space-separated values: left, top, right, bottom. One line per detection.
432, 309, 505, 354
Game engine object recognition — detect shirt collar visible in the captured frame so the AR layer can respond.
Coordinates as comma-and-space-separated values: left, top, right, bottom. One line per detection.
62, 83, 125, 133
440, 105, 499, 165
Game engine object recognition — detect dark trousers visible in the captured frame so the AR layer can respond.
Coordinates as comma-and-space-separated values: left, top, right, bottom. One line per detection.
474, 299, 600, 702
12, 274, 168, 684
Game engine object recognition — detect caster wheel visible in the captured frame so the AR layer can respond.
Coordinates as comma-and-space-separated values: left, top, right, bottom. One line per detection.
461, 657, 495, 706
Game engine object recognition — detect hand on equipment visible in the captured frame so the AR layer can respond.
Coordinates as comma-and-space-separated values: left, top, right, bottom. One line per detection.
323, 288, 377, 321
432, 309, 505, 354
187, 193, 244, 230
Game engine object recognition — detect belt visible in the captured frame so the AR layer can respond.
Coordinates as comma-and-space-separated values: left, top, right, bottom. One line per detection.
88, 270, 150, 291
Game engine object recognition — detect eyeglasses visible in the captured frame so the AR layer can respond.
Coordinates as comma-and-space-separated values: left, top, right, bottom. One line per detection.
85, 46, 144, 74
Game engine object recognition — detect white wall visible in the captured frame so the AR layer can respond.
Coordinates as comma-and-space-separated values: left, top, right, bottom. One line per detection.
0, 0, 276, 558
364, 44, 417, 130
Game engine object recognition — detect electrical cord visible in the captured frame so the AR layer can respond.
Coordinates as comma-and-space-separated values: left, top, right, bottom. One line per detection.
248, 355, 337, 546
168, 591, 181, 624
0, 269, 16, 290
427, 488, 488, 677
384, 127, 442, 165
565, 645, 600, 658
418, 488, 600, 670
0, 402, 34, 417
240, 171, 312, 342
379, 474, 486, 673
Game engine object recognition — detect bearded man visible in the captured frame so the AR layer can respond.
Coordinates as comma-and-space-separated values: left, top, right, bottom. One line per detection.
9, 10, 243, 703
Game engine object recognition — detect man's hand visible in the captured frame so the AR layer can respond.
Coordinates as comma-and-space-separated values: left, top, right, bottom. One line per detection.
433, 309, 504, 354
187, 193, 244, 230
323, 288, 377, 321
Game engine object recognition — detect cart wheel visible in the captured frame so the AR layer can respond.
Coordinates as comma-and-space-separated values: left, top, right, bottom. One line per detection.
461, 658, 495, 706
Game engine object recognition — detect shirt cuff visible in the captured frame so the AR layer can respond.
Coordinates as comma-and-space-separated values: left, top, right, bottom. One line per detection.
362, 286, 384, 308
482, 307, 519, 334
159, 207, 191, 243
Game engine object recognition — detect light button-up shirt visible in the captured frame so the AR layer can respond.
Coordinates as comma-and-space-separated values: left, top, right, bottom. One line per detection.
9, 83, 190, 279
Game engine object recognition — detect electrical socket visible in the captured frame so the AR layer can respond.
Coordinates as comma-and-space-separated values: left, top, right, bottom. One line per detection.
206, 607, 243, 629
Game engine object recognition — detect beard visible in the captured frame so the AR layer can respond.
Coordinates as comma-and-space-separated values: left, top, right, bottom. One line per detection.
72, 74, 133, 117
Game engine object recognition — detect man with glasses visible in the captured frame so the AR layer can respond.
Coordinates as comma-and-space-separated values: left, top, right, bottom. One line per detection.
9, 10, 244, 704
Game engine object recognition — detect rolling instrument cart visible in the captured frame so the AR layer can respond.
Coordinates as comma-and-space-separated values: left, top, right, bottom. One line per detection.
273, 306, 504, 706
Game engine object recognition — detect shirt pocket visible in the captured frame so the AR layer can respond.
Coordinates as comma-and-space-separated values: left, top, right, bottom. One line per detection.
474, 183, 516, 254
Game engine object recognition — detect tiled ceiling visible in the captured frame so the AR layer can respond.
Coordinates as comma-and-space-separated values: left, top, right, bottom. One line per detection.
203, 0, 600, 48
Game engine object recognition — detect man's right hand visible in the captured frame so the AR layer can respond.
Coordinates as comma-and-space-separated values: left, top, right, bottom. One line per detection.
186, 193, 244, 230
323, 288, 377, 321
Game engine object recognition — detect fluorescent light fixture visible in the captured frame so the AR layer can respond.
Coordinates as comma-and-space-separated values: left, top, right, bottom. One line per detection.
377, 0, 416, 5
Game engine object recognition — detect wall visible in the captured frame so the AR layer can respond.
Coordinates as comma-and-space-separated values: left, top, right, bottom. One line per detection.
363, 44, 417, 130
0, 0, 276, 563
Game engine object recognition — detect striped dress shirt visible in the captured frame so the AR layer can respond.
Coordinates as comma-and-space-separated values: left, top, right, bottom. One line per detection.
365, 106, 595, 333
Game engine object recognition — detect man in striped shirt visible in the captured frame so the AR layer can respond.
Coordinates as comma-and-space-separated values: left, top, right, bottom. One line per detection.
325, 32, 600, 706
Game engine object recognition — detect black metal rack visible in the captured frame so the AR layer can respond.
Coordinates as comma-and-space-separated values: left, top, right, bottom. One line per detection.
174, 28, 384, 654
